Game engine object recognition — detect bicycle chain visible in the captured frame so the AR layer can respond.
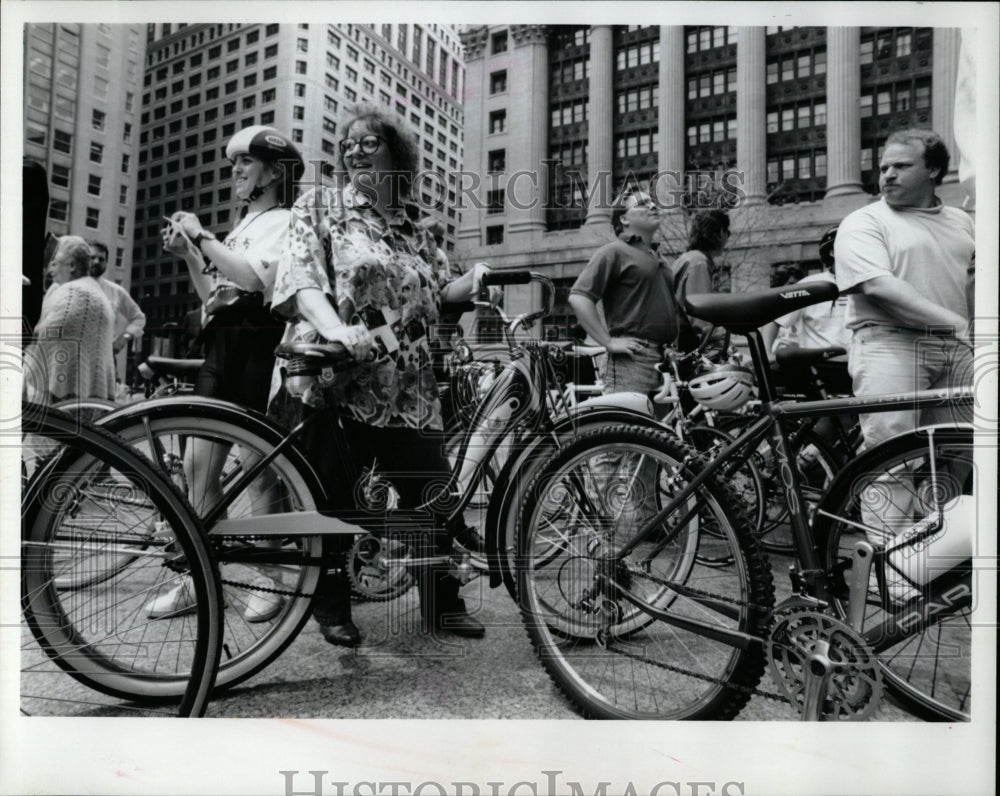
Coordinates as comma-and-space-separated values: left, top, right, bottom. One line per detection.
615, 563, 793, 703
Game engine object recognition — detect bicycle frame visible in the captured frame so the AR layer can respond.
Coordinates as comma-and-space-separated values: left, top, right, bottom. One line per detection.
609, 326, 975, 652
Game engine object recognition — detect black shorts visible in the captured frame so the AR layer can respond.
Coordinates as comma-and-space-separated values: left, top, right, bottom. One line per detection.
194, 306, 284, 412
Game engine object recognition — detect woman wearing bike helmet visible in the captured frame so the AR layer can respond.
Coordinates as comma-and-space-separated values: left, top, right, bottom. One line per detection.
149, 126, 304, 622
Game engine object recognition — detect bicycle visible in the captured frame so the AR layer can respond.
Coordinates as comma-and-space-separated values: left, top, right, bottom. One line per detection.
515, 279, 977, 721
19, 402, 223, 717
88, 271, 664, 698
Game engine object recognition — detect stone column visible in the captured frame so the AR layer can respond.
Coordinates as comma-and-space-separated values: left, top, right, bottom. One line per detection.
932, 28, 961, 183
825, 27, 864, 197
508, 25, 549, 234
656, 26, 686, 207
456, 27, 489, 252
736, 27, 766, 204
586, 25, 614, 226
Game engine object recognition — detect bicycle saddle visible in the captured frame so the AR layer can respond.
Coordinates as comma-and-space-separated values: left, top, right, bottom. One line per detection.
685, 281, 840, 333
774, 345, 847, 368
142, 356, 206, 378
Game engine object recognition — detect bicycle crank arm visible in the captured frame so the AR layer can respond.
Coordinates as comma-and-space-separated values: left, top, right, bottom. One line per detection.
799, 641, 834, 721
847, 540, 875, 632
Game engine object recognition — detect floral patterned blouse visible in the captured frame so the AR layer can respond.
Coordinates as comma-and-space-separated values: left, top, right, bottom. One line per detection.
271, 185, 450, 430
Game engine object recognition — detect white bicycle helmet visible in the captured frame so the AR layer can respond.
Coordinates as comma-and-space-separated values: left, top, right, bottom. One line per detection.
688, 364, 756, 411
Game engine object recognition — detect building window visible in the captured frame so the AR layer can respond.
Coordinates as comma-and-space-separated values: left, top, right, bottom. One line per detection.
488, 149, 505, 172
87, 174, 102, 196
119, 184, 128, 203
92, 109, 106, 132
49, 199, 68, 222
90, 142, 104, 163
117, 216, 127, 235
489, 109, 507, 134
486, 225, 504, 245
86, 207, 100, 228
54, 129, 73, 154
121, 153, 130, 173
491, 31, 508, 54
295, 60, 307, 75
293, 106, 305, 120
487, 189, 504, 215
490, 70, 507, 94
292, 129, 303, 142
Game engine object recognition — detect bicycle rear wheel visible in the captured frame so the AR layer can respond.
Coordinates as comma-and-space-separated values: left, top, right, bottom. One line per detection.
814, 425, 974, 721
20, 404, 222, 716
517, 425, 774, 720
100, 402, 323, 694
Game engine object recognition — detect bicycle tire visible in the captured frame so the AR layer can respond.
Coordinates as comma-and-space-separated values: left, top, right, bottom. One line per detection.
20, 404, 222, 716
813, 425, 974, 721
517, 424, 774, 720
99, 404, 323, 694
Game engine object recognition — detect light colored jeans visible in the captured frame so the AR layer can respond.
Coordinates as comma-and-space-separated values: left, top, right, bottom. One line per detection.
848, 325, 973, 450
604, 342, 663, 396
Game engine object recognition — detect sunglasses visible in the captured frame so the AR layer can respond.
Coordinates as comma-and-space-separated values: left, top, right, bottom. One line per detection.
339, 134, 385, 156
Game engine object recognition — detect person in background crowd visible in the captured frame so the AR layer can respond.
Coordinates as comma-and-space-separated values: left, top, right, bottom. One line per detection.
23, 236, 114, 403
763, 227, 852, 394
835, 128, 974, 450
671, 209, 732, 355
569, 191, 682, 399
146, 125, 303, 623
270, 104, 489, 647
87, 240, 146, 359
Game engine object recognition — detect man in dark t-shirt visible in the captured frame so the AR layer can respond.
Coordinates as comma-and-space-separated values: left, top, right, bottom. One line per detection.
569, 191, 681, 394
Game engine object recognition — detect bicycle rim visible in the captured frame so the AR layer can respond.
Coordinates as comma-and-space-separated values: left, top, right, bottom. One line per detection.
817, 427, 973, 721
105, 411, 322, 694
21, 408, 221, 716
517, 425, 774, 720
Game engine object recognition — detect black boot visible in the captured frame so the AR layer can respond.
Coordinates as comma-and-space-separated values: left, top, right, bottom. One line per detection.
417, 566, 485, 639
313, 566, 362, 648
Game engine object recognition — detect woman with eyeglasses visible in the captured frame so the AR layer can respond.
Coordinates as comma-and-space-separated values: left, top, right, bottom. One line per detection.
147, 126, 304, 623
270, 104, 489, 647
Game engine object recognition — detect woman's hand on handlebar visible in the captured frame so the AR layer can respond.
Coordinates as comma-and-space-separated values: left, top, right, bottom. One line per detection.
324, 323, 373, 361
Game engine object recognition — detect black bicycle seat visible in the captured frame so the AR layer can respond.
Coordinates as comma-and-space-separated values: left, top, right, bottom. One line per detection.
143, 356, 205, 378
685, 281, 840, 333
775, 345, 847, 368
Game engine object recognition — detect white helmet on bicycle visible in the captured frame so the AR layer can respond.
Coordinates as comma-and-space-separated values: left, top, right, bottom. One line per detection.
688, 364, 756, 411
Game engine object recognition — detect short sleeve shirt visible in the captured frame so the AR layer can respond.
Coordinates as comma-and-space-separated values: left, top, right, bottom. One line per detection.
205, 206, 290, 306
774, 271, 851, 350
272, 186, 450, 429
834, 197, 974, 330
570, 234, 681, 345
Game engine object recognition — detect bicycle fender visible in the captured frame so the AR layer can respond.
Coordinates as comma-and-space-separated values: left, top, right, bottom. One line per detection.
96, 396, 332, 506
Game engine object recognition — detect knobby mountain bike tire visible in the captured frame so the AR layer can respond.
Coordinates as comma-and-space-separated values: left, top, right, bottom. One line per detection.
20, 403, 222, 717
99, 402, 323, 695
516, 424, 774, 720
813, 425, 974, 722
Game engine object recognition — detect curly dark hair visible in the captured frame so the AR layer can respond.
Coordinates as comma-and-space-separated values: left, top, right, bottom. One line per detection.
885, 128, 950, 186
339, 103, 420, 196
688, 209, 730, 252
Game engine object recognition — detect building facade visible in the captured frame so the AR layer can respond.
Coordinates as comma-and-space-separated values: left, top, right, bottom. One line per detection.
23, 22, 146, 288
131, 22, 465, 346
457, 25, 968, 338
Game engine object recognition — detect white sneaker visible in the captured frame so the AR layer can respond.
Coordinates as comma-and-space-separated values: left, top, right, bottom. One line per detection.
243, 575, 285, 623
146, 575, 197, 619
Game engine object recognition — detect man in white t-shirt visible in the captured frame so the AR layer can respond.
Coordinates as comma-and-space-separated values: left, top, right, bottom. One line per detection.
88, 240, 146, 355
835, 128, 974, 450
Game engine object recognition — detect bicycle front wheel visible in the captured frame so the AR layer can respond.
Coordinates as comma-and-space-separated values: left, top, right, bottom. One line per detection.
814, 425, 974, 721
21, 404, 222, 716
101, 403, 323, 694
517, 425, 774, 720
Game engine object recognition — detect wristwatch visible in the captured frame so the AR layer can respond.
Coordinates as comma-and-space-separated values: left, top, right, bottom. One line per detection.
193, 230, 216, 248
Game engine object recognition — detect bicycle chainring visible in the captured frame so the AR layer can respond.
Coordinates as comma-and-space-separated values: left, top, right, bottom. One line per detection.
767, 605, 883, 721
347, 533, 415, 602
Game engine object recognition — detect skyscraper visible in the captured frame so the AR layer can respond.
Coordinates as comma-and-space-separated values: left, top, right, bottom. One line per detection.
132, 23, 465, 345
458, 25, 968, 337
23, 22, 146, 288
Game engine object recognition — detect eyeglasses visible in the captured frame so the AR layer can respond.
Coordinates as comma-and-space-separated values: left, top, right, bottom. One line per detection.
339, 134, 384, 156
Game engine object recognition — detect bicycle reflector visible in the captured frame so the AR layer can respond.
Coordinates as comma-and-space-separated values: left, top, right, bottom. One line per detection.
688, 364, 756, 410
